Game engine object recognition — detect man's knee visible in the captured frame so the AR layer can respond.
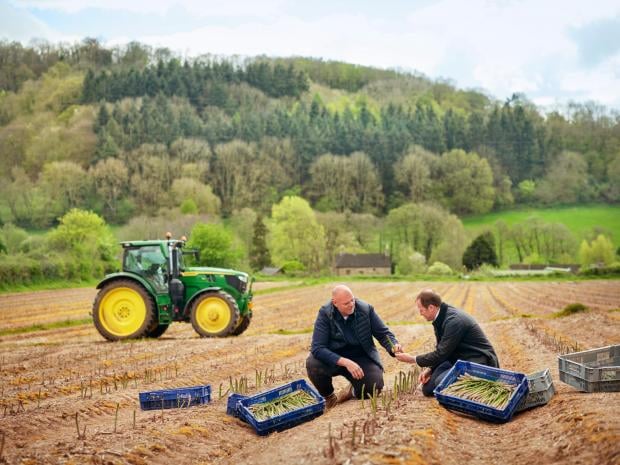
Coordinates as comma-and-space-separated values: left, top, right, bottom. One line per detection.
358, 370, 384, 398
306, 354, 321, 370
369, 375, 384, 392
306, 354, 330, 377
422, 382, 435, 397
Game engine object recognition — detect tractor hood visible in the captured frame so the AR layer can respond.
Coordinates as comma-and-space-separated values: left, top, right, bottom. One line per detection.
181, 267, 251, 294
182, 266, 249, 280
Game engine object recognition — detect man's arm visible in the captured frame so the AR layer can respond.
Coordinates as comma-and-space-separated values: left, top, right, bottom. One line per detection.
336, 357, 364, 379
368, 305, 401, 355
310, 310, 342, 366
415, 314, 466, 367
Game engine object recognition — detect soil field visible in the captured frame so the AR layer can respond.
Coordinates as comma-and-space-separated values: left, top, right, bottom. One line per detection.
0, 280, 619, 465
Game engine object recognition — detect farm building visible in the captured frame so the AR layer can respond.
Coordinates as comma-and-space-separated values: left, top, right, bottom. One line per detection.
260, 266, 285, 276
334, 253, 392, 276
509, 264, 580, 274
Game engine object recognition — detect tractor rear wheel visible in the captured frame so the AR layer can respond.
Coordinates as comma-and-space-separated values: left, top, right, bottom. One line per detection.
93, 279, 157, 341
190, 291, 240, 337
231, 312, 252, 336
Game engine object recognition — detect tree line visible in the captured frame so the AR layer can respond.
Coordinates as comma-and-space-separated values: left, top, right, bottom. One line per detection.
1, 201, 617, 289
1, 39, 619, 282
82, 59, 309, 103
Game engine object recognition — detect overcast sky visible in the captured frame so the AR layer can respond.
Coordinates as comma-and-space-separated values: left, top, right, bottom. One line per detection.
2, 0, 620, 111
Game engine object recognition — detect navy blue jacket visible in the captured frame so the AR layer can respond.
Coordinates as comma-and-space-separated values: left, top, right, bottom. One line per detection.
310, 299, 398, 370
416, 303, 499, 370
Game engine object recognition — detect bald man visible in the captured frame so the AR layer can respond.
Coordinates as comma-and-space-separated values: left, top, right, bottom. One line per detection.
306, 285, 401, 409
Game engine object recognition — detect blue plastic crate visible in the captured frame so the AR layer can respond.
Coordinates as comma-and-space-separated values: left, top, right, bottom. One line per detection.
139, 385, 211, 411
434, 361, 529, 423
226, 393, 248, 419
237, 379, 325, 435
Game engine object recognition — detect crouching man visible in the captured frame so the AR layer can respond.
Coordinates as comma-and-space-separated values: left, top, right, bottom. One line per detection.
396, 289, 499, 396
306, 284, 401, 408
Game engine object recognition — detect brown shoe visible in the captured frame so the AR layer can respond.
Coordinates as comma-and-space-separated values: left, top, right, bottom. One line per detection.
337, 385, 354, 404
324, 392, 338, 409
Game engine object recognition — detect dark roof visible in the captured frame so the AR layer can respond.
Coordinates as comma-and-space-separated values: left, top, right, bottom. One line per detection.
335, 253, 391, 268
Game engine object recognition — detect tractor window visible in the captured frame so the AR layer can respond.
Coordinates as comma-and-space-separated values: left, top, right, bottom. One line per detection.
176, 249, 185, 272
124, 246, 168, 293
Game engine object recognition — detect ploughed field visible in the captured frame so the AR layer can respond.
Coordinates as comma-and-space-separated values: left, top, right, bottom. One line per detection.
0, 280, 619, 465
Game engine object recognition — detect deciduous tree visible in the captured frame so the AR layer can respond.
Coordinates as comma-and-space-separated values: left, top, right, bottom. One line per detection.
268, 196, 325, 272
187, 222, 241, 268
394, 145, 437, 203
436, 149, 495, 214
90, 157, 129, 221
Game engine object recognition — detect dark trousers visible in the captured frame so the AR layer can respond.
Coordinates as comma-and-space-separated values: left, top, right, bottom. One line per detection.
422, 360, 453, 397
306, 353, 384, 399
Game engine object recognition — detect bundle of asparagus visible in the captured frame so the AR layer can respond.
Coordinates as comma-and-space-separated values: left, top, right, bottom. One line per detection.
248, 390, 318, 421
441, 373, 516, 410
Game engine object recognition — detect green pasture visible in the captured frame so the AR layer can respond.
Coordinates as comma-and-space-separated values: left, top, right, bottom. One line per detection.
462, 204, 620, 246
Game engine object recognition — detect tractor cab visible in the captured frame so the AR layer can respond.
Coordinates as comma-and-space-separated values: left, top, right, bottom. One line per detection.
123, 244, 169, 293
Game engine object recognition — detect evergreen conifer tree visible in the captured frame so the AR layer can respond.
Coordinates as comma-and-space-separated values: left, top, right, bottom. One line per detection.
462, 232, 499, 270
250, 215, 271, 271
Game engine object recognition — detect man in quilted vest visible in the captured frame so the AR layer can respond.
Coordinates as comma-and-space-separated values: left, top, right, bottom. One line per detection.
306, 284, 402, 409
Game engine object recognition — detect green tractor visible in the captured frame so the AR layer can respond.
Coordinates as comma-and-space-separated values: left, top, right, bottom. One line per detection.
92, 236, 253, 341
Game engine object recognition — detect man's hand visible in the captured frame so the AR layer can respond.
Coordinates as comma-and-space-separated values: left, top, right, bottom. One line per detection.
395, 352, 416, 364
418, 367, 432, 385
392, 343, 403, 354
338, 358, 364, 380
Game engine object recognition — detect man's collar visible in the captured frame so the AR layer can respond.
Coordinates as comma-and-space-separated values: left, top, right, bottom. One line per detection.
333, 305, 354, 321
432, 303, 447, 325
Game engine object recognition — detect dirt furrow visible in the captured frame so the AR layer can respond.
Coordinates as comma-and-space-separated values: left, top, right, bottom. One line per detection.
1, 282, 618, 465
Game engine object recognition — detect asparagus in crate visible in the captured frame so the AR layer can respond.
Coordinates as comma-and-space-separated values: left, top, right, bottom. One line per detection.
442, 374, 517, 409
248, 389, 318, 421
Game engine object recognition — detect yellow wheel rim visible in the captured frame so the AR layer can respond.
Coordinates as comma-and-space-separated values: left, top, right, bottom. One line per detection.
194, 296, 231, 334
98, 287, 147, 337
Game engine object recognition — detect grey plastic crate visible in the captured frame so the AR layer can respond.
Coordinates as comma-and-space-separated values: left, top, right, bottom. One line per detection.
516, 369, 555, 412
558, 345, 620, 392
527, 369, 553, 391
559, 371, 620, 393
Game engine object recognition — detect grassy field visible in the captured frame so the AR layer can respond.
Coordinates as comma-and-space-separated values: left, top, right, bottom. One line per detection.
462, 204, 620, 246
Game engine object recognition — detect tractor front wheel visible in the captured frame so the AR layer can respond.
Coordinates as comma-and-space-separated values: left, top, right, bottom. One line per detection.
93, 280, 157, 341
190, 291, 240, 337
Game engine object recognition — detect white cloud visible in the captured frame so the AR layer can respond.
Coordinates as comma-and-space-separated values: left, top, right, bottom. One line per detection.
134, 13, 440, 72
13, 0, 287, 17
560, 52, 620, 106
0, 2, 58, 42
473, 64, 542, 95
400, 0, 620, 105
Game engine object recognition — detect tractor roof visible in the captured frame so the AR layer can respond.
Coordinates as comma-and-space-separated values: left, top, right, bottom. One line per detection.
120, 240, 185, 248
